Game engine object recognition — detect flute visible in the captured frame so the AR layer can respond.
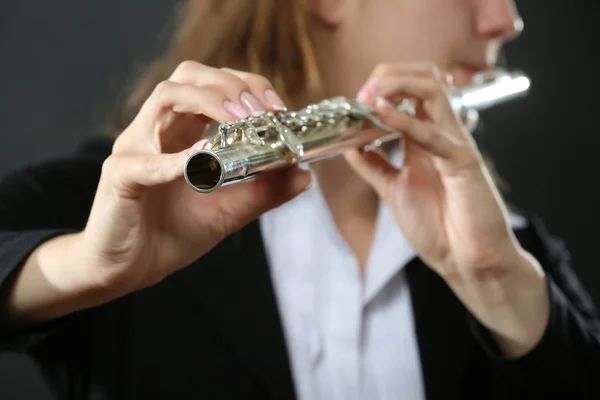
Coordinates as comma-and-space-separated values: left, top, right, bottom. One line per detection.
184, 68, 530, 193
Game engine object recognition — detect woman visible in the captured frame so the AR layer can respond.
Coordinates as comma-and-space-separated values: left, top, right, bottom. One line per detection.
0, 0, 598, 399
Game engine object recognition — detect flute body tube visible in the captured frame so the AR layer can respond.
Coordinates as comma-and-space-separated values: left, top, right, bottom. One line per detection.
184, 68, 531, 193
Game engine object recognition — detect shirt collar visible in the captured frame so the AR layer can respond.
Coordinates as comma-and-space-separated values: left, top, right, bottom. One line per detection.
264, 144, 527, 305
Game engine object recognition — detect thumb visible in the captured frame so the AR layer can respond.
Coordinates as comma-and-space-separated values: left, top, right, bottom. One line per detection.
252, 166, 313, 210
212, 166, 313, 233
344, 147, 399, 199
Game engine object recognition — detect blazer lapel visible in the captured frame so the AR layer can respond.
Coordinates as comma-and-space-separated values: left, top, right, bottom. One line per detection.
173, 220, 479, 400
173, 220, 297, 400
406, 260, 476, 400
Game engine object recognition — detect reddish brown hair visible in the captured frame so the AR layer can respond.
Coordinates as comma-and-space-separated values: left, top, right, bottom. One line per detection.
110, 0, 322, 136
107, 0, 510, 196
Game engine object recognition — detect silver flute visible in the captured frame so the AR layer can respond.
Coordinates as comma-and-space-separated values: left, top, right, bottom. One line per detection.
184, 68, 530, 193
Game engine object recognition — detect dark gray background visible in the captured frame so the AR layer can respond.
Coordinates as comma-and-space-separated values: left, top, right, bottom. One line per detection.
1, 0, 599, 398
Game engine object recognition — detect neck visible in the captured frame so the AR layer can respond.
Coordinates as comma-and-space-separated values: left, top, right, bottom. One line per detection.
311, 157, 379, 275
307, 16, 371, 103
304, 18, 382, 274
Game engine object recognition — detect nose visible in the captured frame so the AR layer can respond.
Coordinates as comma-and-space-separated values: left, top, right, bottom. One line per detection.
476, 0, 523, 41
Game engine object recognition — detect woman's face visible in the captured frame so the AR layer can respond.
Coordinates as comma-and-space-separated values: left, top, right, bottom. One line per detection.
315, 0, 523, 89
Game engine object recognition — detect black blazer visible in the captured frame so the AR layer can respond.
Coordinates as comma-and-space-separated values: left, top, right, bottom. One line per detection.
0, 137, 599, 400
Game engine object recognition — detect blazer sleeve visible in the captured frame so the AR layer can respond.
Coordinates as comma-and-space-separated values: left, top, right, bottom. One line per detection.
0, 140, 107, 351
468, 214, 600, 399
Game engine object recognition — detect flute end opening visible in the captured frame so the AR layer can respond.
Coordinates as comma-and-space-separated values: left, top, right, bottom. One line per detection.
184, 151, 224, 193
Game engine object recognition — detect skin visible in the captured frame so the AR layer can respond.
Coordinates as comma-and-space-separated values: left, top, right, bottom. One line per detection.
308, 0, 549, 358
1, 0, 549, 361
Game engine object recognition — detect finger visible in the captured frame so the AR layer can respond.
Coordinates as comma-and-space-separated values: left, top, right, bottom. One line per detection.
158, 114, 213, 154
358, 63, 450, 102
168, 61, 266, 116
102, 150, 189, 196
344, 147, 399, 199
220, 68, 287, 111
365, 75, 440, 102
142, 81, 242, 124
370, 62, 445, 80
169, 61, 251, 98
374, 96, 466, 161
251, 167, 313, 211
139, 82, 240, 154
188, 139, 211, 155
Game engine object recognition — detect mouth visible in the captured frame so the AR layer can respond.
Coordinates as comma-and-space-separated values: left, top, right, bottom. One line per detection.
451, 63, 492, 87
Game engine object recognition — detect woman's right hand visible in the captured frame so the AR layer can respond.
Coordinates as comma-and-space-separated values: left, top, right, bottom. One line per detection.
76, 61, 311, 295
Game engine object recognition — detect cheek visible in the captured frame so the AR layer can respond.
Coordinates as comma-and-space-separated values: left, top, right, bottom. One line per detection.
376, 25, 452, 64
399, 0, 471, 60
353, 1, 465, 65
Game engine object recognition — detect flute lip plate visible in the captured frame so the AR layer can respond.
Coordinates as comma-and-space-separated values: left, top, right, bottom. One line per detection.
184, 149, 225, 193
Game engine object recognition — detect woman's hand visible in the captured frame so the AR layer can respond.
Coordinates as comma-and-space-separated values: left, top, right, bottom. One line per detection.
1, 62, 311, 328
346, 62, 549, 357
78, 61, 311, 295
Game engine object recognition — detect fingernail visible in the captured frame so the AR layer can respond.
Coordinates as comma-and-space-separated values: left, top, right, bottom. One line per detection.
305, 174, 313, 191
291, 170, 313, 193
240, 92, 265, 114
357, 91, 370, 103
224, 101, 250, 119
376, 96, 394, 115
357, 79, 380, 103
265, 89, 286, 110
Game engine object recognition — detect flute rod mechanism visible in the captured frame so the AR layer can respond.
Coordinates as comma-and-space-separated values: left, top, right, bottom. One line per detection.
184, 68, 530, 193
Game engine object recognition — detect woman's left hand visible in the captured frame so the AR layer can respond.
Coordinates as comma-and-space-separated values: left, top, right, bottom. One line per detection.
346, 62, 550, 357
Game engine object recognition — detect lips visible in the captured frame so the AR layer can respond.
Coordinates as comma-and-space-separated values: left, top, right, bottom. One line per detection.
452, 63, 491, 86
